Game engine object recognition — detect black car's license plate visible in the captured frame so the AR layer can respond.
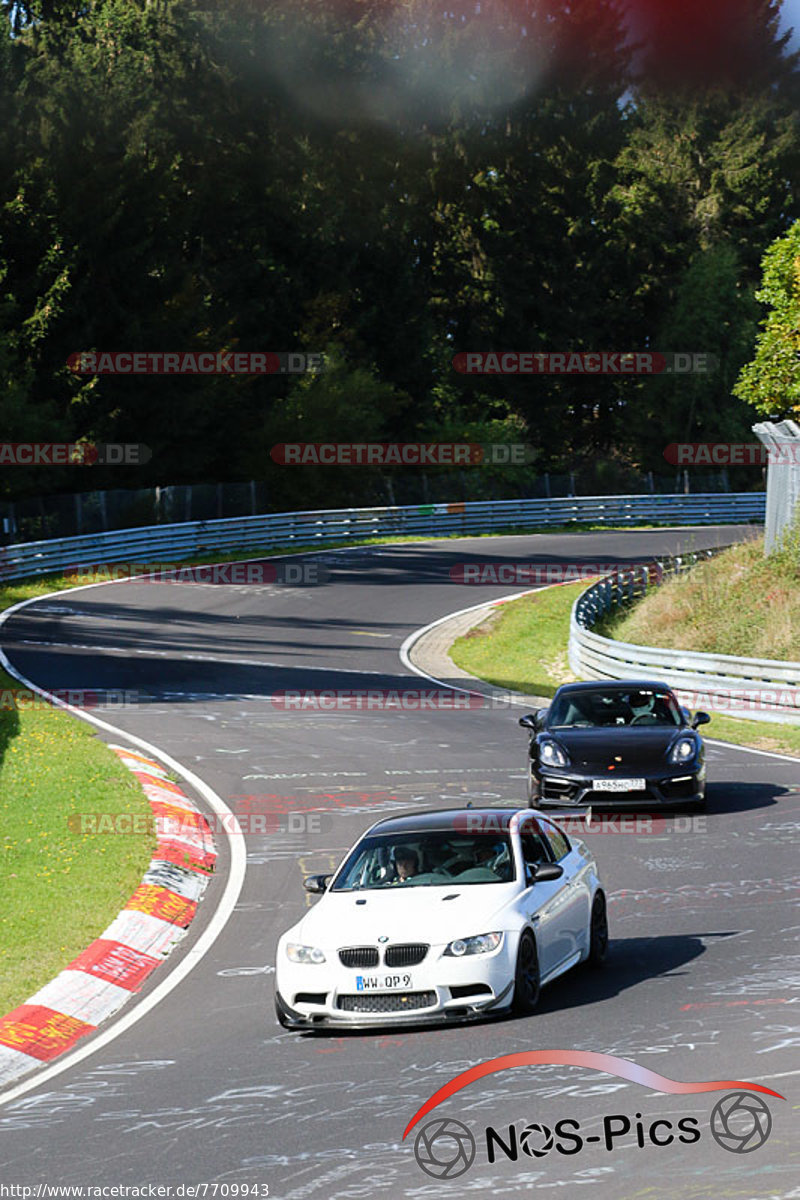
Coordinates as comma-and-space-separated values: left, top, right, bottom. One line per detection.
593, 778, 646, 791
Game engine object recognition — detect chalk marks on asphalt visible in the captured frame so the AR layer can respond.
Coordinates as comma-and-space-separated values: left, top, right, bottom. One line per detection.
609, 878, 799, 918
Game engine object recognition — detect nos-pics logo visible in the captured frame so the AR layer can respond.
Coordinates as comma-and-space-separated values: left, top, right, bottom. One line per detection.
404, 1052, 784, 1180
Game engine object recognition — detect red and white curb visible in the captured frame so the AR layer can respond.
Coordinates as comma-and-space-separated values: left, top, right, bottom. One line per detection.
0, 746, 216, 1085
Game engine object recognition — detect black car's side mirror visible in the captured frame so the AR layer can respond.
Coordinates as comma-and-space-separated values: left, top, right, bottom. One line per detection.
303, 874, 331, 893
525, 861, 564, 884
520, 709, 547, 731
691, 711, 711, 729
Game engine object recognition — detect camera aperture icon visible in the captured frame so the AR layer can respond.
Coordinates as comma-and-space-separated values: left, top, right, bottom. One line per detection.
520, 1122, 555, 1157
414, 1117, 476, 1179
709, 1092, 773, 1153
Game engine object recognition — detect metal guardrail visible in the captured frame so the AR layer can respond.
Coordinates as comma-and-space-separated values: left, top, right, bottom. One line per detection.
0, 492, 765, 583
569, 553, 800, 725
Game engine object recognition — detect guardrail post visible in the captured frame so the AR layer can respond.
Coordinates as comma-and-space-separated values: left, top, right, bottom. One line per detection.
753, 419, 800, 555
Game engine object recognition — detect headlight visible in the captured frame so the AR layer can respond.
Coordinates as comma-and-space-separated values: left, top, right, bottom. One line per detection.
286, 942, 326, 964
539, 739, 568, 767
444, 932, 503, 957
669, 736, 697, 764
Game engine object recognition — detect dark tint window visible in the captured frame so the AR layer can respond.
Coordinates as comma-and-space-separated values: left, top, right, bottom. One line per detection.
520, 829, 551, 866
540, 819, 570, 860
330, 831, 516, 889
548, 687, 682, 728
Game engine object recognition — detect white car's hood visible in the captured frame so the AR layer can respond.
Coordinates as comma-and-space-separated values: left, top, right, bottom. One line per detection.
292, 884, 519, 948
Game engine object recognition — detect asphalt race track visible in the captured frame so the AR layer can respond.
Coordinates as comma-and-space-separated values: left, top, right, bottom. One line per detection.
1, 527, 798, 1199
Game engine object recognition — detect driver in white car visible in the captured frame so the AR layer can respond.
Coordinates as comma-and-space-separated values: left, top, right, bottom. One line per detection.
392, 846, 419, 883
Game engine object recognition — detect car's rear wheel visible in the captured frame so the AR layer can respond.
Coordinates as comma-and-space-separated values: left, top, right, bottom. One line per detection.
512, 931, 541, 1014
587, 892, 608, 968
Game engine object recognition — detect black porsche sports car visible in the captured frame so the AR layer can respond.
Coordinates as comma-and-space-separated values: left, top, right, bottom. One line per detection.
519, 680, 710, 810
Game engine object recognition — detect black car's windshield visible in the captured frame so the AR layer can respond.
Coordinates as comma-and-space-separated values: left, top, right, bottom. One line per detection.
330, 831, 516, 891
548, 688, 683, 729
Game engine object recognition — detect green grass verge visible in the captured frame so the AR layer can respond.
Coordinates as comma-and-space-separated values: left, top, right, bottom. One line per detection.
450, 582, 588, 700
702, 713, 800, 756
449, 583, 800, 758
0, 668, 156, 1015
597, 533, 800, 661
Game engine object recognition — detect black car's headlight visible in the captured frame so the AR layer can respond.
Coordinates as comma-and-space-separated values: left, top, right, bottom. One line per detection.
669, 735, 698, 764
444, 932, 503, 957
539, 739, 569, 767
286, 942, 326, 964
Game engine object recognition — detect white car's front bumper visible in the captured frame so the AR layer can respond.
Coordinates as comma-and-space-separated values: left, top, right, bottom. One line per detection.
275, 936, 518, 1029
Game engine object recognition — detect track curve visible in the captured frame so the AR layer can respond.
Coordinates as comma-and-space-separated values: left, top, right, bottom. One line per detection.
1, 527, 797, 1200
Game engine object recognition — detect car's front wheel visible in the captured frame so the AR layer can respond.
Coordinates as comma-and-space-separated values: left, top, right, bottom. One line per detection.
527, 768, 541, 806
512, 931, 541, 1015
586, 892, 608, 968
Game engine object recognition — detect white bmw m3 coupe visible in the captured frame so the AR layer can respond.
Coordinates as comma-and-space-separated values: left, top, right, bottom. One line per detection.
275, 806, 607, 1029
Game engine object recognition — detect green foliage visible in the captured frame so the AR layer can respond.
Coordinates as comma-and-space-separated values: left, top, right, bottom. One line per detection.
621, 243, 761, 467
733, 220, 800, 417
260, 349, 412, 507
0, 0, 798, 504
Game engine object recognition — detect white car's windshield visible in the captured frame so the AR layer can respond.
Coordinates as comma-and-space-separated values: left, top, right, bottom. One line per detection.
330, 831, 516, 891
549, 687, 683, 729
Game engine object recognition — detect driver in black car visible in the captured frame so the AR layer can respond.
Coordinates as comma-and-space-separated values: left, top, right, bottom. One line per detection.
627, 689, 655, 723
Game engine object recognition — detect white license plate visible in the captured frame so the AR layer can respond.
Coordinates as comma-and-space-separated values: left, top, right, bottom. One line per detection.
355, 973, 413, 991
593, 778, 646, 792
